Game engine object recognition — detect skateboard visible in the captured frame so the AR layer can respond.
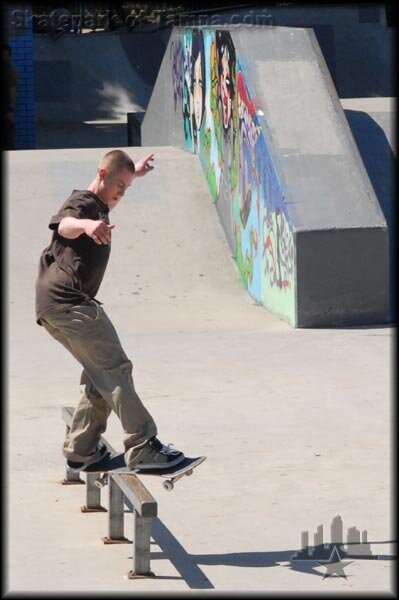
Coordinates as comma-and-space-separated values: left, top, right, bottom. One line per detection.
79, 452, 207, 491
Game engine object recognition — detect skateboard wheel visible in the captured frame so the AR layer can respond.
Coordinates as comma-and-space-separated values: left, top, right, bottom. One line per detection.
186, 469, 193, 476
163, 480, 174, 491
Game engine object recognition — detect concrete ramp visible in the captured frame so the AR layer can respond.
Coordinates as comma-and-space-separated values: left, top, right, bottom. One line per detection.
34, 32, 154, 122
142, 26, 390, 327
9, 145, 271, 337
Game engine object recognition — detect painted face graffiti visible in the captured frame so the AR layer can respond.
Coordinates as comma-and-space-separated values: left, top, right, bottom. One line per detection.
220, 50, 232, 129
193, 53, 204, 130
216, 31, 236, 136
174, 29, 295, 320
189, 29, 206, 151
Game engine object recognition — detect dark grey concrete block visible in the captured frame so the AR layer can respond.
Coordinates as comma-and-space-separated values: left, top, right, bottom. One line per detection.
296, 228, 390, 327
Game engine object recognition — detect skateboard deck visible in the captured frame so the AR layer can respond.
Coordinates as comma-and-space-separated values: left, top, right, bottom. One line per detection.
80, 452, 207, 491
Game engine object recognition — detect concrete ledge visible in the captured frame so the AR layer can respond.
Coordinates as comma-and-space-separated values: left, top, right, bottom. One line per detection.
295, 227, 389, 327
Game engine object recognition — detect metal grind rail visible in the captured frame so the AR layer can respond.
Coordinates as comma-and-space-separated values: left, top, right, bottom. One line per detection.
61, 406, 157, 579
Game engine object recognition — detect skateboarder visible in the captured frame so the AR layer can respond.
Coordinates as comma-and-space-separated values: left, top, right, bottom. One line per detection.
35, 150, 185, 472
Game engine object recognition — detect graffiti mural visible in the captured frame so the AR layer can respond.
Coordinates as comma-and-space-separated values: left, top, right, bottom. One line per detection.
171, 29, 296, 322
170, 38, 182, 112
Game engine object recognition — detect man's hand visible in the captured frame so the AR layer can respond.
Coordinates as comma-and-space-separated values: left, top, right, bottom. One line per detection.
84, 220, 115, 245
134, 154, 155, 177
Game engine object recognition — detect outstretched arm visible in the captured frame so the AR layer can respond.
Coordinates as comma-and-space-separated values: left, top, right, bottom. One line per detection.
58, 217, 115, 245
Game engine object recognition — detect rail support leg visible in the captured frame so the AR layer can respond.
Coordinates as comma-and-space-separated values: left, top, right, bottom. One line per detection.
81, 473, 107, 512
128, 512, 155, 578
102, 476, 129, 543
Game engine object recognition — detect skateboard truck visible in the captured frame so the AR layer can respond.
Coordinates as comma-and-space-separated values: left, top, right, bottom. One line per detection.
162, 466, 194, 491
95, 473, 109, 488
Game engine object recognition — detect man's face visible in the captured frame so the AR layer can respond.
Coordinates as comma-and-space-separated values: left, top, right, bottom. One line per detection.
193, 54, 203, 130
98, 167, 134, 210
220, 50, 231, 129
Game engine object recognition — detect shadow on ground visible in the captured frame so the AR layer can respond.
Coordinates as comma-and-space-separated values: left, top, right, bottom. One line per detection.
134, 518, 397, 589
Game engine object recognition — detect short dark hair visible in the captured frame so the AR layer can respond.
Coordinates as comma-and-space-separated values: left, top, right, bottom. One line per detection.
99, 150, 135, 175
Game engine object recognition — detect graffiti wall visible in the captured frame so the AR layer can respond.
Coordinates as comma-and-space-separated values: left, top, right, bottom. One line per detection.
171, 29, 296, 323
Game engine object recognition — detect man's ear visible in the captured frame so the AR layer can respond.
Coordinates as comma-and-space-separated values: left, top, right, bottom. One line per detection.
98, 167, 107, 180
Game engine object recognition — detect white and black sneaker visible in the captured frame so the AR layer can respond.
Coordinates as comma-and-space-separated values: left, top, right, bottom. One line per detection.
67, 442, 109, 473
133, 437, 185, 471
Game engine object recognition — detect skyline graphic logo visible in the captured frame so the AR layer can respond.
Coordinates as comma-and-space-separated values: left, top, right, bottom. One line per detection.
291, 514, 386, 579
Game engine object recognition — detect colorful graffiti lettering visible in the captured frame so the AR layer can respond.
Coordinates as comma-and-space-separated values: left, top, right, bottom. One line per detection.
263, 208, 294, 289
171, 29, 296, 321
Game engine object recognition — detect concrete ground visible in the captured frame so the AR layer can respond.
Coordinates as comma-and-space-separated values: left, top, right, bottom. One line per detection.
6, 146, 395, 593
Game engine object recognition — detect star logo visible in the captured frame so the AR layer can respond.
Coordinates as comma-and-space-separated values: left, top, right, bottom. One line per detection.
316, 545, 353, 579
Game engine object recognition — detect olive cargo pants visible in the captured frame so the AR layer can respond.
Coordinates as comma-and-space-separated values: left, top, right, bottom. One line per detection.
40, 301, 158, 468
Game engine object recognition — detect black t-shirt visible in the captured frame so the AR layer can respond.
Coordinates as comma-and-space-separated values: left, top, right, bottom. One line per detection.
35, 190, 111, 325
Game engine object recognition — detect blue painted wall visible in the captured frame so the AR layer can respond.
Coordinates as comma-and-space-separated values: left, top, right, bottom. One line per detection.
8, 9, 35, 149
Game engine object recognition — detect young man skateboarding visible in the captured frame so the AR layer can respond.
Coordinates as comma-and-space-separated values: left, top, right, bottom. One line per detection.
35, 150, 185, 472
